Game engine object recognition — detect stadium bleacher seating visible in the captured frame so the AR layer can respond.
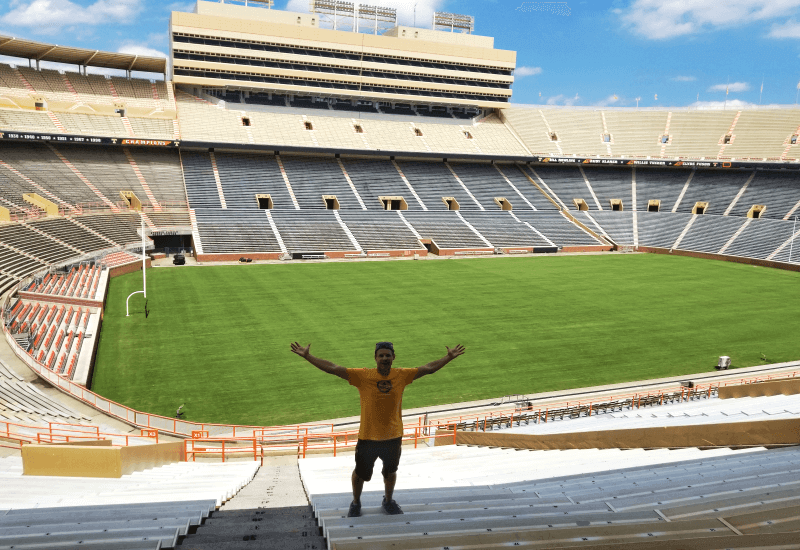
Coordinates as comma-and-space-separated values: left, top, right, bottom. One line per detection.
193, 209, 282, 254
337, 211, 425, 253
582, 210, 635, 245
637, 211, 694, 248
676, 215, 748, 253
400, 211, 491, 249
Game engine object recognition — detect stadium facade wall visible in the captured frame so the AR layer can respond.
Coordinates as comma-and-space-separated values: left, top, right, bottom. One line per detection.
195, 252, 282, 262
443, 417, 800, 449
638, 246, 800, 273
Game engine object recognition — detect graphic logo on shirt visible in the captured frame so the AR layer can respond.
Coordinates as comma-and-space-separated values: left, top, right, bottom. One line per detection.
377, 380, 393, 394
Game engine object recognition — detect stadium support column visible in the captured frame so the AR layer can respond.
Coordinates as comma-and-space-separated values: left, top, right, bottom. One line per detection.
631, 167, 638, 247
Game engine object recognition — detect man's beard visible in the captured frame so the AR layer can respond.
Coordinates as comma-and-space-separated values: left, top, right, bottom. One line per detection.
377, 363, 391, 376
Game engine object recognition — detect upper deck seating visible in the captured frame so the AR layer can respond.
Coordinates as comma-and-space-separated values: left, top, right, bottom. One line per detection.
500, 108, 559, 156
540, 110, 608, 157
722, 110, 800, 160
193, 209, 281, 254
0, 108, 59, 134
665, 111, 737, 159
604, 110, 668, 158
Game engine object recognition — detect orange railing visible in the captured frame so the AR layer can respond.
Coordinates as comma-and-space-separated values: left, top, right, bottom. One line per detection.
0, 419, 161, 447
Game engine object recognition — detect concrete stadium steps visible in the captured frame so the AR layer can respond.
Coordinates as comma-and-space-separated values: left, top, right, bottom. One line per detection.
504, 394, 800, 435
636, 212, 693, 248
0, 456, 259, 509
635, 168, 693, 212
301, 445, 800, 549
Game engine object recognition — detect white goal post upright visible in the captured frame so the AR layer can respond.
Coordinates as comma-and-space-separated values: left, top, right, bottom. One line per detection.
126, 214, 147, 317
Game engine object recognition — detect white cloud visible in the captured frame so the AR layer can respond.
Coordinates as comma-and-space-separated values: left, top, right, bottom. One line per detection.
118, 42, 167, 60
671, 75, 696, 82
1, 0, 143, 33
688, 99, 759, 110
708, 82, 750, 93
167, 1, 195, 13
515, 66, 542, 77
770, 18, 800, 37
593, 94, 621, 107
547, 93, 580, 106
286, 0, 446, 28
619, 0, 800, 40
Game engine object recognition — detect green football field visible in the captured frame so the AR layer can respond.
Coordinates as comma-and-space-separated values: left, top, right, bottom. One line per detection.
92, 254, 800, 427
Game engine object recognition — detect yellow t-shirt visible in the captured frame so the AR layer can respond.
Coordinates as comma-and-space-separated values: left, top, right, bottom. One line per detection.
347, 367, 418, 441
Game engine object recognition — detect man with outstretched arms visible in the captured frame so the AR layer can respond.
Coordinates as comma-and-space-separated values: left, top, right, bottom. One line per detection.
290, 341, 465, 517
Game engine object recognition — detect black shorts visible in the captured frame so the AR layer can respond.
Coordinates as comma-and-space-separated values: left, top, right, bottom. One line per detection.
354, 437, 402, 481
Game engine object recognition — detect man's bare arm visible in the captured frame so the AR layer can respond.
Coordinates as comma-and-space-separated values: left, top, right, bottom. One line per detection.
414, 345, 465, 380
290, 342, 349, 381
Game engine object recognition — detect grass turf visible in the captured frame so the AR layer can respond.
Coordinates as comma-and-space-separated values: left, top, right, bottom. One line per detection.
92, 254, 800, 426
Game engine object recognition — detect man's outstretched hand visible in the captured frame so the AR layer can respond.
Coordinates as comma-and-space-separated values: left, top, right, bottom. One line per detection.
446, 344, 465, 360
291, 342, 311, 359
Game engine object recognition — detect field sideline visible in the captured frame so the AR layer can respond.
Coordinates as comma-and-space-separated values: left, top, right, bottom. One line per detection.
92, 254, 800, 426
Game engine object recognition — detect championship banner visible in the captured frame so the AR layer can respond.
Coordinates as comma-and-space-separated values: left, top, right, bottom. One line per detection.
0, 130, 179, 147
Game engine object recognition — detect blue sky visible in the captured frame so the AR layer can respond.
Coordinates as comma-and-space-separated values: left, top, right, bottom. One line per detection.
1, 0, 800, 108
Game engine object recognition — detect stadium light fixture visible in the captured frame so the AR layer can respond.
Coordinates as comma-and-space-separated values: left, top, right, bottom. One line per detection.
432, 11, 475, 34
310, 0, 355, 30
217, 0, 274, 7
126, 213, 147, 317
357, 3, 397, 34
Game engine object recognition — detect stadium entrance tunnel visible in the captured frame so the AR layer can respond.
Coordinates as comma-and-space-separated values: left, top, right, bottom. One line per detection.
119, 190, 141, 211
748, 204, 766, 218
494, 197, 512, 210
573, 198, 589, 211
693, 201, 709, 215
152, 234, 193, 253
648, 199, 661, 212
610, 199, 623, 211
323, 195, 340, 209
256, 194, 273, 209
442, 197, 460, 210
380, 196, 408, 210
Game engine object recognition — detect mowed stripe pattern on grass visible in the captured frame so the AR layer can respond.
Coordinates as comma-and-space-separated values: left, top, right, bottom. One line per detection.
92, 255, 800, 426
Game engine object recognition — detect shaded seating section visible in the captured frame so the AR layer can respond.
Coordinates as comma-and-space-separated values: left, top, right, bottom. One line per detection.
0, 223, 77, 265
181, 151, 221, 209
146, 211, 191, 229
0, 359, 87, 423
514, 212, 604, 248
279, 156, 361, 210
337, 211, 424, 252
636, 212, 693, 248
448, 162, 530, 211
583, 211, 634, 245
675, 170, 752, 215
193, 209, 281, 254
340, 158, 424, 210
724, 217, 798, 260
213, 153, 294, 210
677, 215, 747, 254
532, 165, 594, 210
0, 245, 46, 288
400, 211, 489, 249
301, 443, 800, 549
396, 161, 481, 211
583, 167, 632, 210
727, 171, 800, 219
498, 164, 560, 211
28, 217, 112, 253
460, 211, 555, 249
634, 168, 692, 212
70, 213, 143, 246
270, 211, 356, 253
